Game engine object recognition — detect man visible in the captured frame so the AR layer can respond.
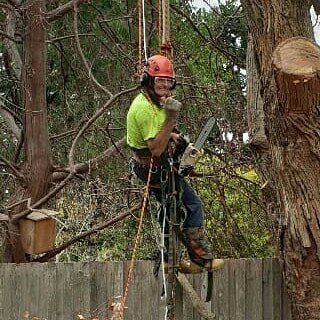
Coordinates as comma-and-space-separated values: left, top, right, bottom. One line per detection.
126, 54, 223, 271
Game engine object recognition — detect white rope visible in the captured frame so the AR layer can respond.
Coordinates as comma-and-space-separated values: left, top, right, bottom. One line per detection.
161, 204, 168, 320
149, 198, 168, 320
142, 0, 148, 61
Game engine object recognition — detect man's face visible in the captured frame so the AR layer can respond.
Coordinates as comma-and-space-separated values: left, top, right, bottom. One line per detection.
153, 77, 174, 98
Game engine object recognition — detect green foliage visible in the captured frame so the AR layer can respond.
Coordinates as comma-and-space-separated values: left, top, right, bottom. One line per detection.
195, 156, 274, 258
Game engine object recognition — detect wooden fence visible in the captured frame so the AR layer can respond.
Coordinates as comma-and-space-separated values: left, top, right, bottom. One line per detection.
0, 258, 292, 320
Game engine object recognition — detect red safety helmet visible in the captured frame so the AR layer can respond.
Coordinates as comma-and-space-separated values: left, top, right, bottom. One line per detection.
145, 55, 175, 78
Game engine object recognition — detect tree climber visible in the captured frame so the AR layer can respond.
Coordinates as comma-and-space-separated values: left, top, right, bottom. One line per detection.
126, 54, 224, 272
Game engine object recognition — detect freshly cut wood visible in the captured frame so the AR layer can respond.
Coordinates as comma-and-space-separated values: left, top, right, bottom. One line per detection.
273, 37, 320, 78
273, 37, 320, 113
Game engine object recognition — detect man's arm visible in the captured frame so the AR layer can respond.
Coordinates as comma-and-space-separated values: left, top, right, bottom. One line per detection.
147, 119, 176, 157
146, 97, 182, 158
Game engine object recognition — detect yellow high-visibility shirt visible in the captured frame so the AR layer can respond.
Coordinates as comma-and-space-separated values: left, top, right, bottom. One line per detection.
126, 93, 166, 149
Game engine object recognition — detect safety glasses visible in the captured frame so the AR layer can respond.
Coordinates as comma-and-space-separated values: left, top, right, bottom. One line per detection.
154, 77, 175, 88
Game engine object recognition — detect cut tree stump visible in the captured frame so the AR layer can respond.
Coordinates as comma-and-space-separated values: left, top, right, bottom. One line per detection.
273, 37, 320, 113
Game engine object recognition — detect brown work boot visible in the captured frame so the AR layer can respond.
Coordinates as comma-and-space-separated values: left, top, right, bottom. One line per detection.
204, 258, 224, 271
183, 227, 224, 271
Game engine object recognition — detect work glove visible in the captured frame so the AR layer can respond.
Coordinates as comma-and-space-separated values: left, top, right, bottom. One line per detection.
163, 97, 182, 121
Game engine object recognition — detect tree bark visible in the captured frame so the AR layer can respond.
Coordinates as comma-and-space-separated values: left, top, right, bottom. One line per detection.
6, 0, 51, 263
241, 0, 320, 319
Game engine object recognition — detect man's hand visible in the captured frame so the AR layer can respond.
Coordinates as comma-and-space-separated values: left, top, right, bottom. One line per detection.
170, 132, 181, 144
162, 97, 182, 120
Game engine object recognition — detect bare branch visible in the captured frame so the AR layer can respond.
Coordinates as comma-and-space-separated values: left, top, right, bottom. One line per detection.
0, 30, 21, 43
52, 137, 127, 182
13, 130, 24, 164
0, 102, 22, 140
106, 122, 127, 160
50, 129, 77, 140
32, 204, 140, 262
47, 33, 95, 43
68, 86, 138, 170
73, 0, 113, 97
170, 4, 245, 68
99, 15, 133, 23
7, 0, 20, 8
176, 272, 215, 320
45, 0, 89, 22
0, 156, 24, 181
6, 198, 30, 210
12, 172, 75, 221
0, 1, 20, 10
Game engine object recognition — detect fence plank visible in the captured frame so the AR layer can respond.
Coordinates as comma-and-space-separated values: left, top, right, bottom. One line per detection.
89, 262, 99, 318
246, 259, 263, 320
263, 258, 274, 320
133, 260, 142, 320
57, 263, 74, 320
18, 264, 30, 319
150, 263, 161, 320
46, 262, 57, 320
35, 263, 48, 319
157, 265, 167, 320
218, 261, 230, 320
141, 261, 159, 320
272, 258, 282, 320
0, 264, 4, 319
175, 274, 184, 320
20, 263, 41, 319
76, 262, 91, 319
3, 263, 14, 319
211, 269, 219, 319
235, 259, 246, 320
281, 278, 292, 320
90, 262, 108, 319
228, 259, 236, 320
10, 264, 21, 320
113, 261, 123, 318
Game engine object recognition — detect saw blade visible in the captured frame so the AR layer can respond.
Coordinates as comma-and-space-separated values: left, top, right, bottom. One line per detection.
194, 117, 216, 150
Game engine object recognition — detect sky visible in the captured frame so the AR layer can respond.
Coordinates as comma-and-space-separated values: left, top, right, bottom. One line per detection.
192, 0, 320, 44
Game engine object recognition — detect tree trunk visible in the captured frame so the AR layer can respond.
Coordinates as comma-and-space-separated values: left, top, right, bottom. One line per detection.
242, 1, 320, 319
246, 34, 278, 244
6, 0, 51, 263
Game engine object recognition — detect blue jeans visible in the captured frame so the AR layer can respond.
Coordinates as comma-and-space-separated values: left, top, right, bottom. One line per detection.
181, 179, 204, 228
